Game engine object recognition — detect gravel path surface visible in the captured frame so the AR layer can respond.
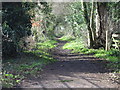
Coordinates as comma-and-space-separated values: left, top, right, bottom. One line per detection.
20, 40, 119, 89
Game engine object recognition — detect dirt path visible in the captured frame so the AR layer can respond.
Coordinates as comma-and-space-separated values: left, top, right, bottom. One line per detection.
20, 40, 119, 88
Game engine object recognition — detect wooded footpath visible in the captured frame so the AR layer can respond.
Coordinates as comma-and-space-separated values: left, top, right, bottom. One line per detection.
1, 1, 120, 88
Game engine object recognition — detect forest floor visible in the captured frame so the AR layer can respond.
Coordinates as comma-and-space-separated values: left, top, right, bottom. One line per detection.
20, 40, 120, 89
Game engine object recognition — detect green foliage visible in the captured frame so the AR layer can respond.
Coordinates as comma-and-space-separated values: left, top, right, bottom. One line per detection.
63, 2, 87, 40
83, 49, 98, 54
16, 62, 42, 75
32, 2, 57, 42
59, 36, 75, 41
1, 71, 24, 88
63, 39, 85, 53
40, 2, 52, 14
2, 2, 37, 57
2, 40, 57, 88
108, 2, 120, 22
36, 40, 57, 50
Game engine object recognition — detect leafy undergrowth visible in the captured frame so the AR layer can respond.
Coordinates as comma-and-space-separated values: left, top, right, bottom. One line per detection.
2, 40, 57, 88
59, 35, 75, 41
63, 39, 85, 51
63, 40, 120, 73
36, 40, 57, 50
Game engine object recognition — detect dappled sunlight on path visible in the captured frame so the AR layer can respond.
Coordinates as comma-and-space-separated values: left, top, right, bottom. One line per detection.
20, 40, 119, 88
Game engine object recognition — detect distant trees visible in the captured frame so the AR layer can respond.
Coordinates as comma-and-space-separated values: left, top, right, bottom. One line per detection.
2, 1, 120, 58
30, 1, 56, 42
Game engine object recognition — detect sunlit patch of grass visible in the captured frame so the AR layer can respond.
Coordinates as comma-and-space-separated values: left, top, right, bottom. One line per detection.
83, 49, 98, 54
36, 40, 57, 50
63, 40, 84, 51
59, 35, 75, 41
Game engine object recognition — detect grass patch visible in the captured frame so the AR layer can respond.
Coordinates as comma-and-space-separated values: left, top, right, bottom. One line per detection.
63, 39, 85, 53
2, 40, 57, 88
59, 35, 75, 41
36, 40, 57, 50
63, 40, 120, 73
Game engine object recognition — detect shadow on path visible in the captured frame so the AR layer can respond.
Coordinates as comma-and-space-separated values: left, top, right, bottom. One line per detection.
20, 39, 119, 88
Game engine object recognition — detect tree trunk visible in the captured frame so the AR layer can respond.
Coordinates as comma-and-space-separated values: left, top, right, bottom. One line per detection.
96, 2, 108, 48
90, 1, 96, 42
81, 1, 94, 48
